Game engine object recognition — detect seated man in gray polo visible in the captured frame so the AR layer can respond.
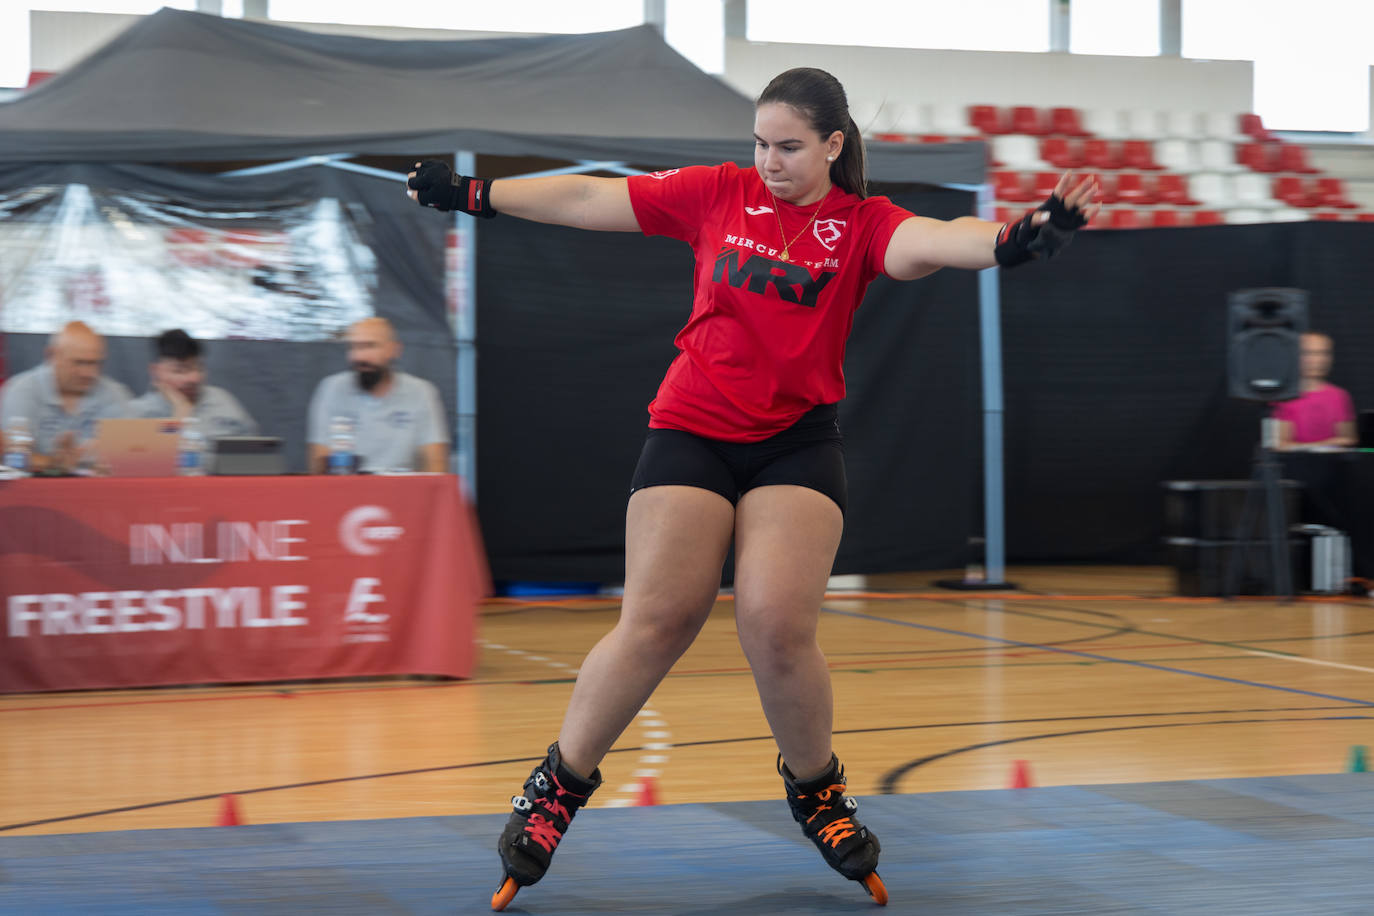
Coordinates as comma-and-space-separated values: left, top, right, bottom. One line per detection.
128, 329, 258, 438
307, 317, 448, 473
0, 321, 131, 472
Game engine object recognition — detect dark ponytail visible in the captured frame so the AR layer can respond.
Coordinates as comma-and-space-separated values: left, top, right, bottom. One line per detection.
757, 67, 869, 199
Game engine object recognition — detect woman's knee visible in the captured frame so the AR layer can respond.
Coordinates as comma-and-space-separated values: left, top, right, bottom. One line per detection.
617, 604, 711, 660
736, 607, 818, 673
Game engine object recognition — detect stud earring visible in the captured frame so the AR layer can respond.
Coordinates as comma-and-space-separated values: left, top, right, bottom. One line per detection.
826, 155, 835, 162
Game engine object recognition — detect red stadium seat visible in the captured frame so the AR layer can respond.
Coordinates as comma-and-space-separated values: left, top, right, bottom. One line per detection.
1093, 173, 1120, 205
1192, 209, 1223, 225
1236, 142, 1279, 172
1010, 105, 1049, 135
1040, 137, 1086, 168
992, 170, 1037, 202
1238, 113, 1272, 141
1155, 174, 1198, 206
1150, 209, 1181, 227
1032, 171, 1060, 199
1121, 140, 1164, 170
1313, 177, 1358, 208
1083, 139, 1123, 170
968, 104, 1010, 135
1109, 209, 1143, 229
1272, 176, 1318, 207
1275, 143, 1319, 174
1115, 173, 1158, 204
1049, 106, 1092, 137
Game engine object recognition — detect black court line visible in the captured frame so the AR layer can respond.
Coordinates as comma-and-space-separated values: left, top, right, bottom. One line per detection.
918, 595, 1308, 658
938, 592, 1374, 652
5, 704, 1368, 833
878, 715, 1374, 794
823, 606, 1374, 705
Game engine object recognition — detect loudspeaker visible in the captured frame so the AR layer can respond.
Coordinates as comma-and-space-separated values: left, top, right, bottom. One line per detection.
1227, 288, 1307, 402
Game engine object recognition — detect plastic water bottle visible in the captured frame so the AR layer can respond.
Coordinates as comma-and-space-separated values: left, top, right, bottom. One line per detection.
4, 416, 33, 473
328, 416, 355, 475
179, 416, 206, 477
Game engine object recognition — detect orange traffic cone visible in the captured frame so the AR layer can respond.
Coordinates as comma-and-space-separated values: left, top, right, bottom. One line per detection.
1009, 760, 1034, 789
217, 793, 243, 826
634, 775, 659, 807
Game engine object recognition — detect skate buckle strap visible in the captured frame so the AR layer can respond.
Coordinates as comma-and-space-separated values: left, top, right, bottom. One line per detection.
535, 796, 572, 823
799, 783, 849, 825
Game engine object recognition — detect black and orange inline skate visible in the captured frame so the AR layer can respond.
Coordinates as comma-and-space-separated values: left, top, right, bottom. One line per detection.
779, 753, 887, 905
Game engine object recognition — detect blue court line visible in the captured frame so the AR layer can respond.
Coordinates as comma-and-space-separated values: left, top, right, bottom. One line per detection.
822, 606, 1374, 706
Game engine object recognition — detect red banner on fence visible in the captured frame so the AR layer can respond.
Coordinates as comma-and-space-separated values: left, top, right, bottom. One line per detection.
0, 475, 488, 693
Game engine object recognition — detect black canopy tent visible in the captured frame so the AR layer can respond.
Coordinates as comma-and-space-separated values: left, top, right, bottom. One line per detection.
0, 9, 985, 182
0, 9, 1002, 583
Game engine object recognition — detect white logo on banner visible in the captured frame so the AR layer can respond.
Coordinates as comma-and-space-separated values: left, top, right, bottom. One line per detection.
813, 218, 846, 251
339, 506, 404, 556
344, 577, 389, 625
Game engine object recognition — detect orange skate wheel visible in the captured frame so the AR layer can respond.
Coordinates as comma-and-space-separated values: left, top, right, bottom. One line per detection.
860, 871, 888, 905
491, 876, 519, 911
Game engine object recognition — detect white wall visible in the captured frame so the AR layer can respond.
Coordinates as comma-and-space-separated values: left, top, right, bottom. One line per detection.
723, 37, 1254, 118
29, 12, 141, 73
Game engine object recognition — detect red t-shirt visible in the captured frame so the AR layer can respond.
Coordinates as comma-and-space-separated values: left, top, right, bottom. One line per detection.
627, 163, 912, 442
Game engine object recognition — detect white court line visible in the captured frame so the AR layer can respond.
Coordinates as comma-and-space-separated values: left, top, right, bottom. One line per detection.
1244, 649, 1374, 676
478, 639, 672, 806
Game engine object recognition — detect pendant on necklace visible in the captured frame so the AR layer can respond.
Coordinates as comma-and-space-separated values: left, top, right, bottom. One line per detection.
780, 250, 790, 261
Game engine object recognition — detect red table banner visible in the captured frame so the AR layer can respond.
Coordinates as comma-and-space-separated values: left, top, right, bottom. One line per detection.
0, 475, 489, 693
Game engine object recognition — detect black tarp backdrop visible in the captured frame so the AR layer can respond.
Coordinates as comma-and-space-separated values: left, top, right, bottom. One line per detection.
477, 186, 981, 583
1000, 221, 1374, 564
0, 163, 451, 473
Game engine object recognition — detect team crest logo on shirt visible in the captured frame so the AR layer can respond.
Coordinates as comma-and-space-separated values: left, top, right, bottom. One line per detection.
648, 169, 680, 180
813, 218, 846, 251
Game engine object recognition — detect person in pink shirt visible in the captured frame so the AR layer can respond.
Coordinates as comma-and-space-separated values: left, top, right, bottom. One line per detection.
1273, 331, 1356, 449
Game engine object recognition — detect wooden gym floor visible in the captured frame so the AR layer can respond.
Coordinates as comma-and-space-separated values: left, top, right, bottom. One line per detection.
5, 565, 1374, 839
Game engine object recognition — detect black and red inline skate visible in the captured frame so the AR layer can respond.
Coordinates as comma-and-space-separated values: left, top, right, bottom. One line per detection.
490, 742, 602, 911
779, 753, 887, 905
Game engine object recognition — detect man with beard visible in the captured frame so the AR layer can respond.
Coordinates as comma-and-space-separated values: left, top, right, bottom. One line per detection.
306, 317, 448, 473
128, 329, 258, 438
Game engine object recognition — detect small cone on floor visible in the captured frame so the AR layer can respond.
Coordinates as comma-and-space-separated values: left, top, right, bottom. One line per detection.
1009, 759, 1034, 789
217, 793, 243, 826
1347, 745, 1369, 773
634, 775, 659, 807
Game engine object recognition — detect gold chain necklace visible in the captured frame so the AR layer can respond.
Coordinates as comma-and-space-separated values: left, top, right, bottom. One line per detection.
771, 192, 826, 262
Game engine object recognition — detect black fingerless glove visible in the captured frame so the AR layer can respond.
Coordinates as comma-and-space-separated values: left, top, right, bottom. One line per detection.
407, 159, 497, 218
994, 193, 1088, 268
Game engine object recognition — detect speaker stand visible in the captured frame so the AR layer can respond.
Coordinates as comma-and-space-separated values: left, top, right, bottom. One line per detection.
1224, 420, 1293, 601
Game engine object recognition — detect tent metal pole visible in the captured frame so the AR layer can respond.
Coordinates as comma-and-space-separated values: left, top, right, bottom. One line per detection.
975, 181, 1009, 587
454, 151, 478, 502
319, 159, 410, 182
219, 154, 352, 177
505, 161, 631, 180
930, 178, 1009, 588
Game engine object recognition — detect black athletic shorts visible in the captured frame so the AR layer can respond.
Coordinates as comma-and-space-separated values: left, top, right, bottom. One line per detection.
629, 403, 847, 514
